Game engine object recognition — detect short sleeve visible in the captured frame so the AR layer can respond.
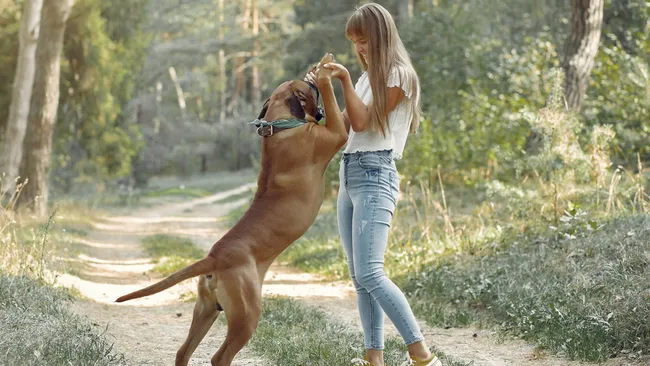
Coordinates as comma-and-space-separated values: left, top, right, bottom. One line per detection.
387, 67, 412, 99
354, 72, 368, 93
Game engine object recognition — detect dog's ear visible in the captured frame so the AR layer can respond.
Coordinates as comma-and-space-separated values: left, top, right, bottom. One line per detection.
286, 93, 306, 120
257, 98, 270, 120
299, 89, 318, 120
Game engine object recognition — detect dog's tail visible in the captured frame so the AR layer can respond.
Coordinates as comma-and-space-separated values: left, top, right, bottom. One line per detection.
115, 257, 215, 303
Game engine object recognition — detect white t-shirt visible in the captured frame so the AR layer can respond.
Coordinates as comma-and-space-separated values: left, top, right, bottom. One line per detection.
343, 66, 414, 160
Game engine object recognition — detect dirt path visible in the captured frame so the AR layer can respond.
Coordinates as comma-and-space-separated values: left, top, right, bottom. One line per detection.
56, 174, 623, 366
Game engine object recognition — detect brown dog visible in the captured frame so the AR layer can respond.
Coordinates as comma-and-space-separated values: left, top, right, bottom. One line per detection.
116, 54, 346, 366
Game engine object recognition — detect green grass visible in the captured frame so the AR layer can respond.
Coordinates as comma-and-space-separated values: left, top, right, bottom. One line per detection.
223, 196, 254, 226
142, 187, 213, 198
141, 234, 205, 276
0, 274, 124, 366
277, 201, 349, 278
212, 191, 253, 204
247, 296, 470, 366
142, 179, 255, 201
400, 214, 650, 362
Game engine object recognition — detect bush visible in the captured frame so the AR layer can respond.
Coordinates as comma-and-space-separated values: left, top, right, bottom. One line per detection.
402, 215, 650, 362
0, 275, 124, 365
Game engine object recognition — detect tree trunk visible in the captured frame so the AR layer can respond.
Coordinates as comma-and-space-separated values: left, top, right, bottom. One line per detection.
227, 0, 251, 116
218, 0, 226, 123
564, 0, 604, 110
168, 66, 186, 122
2, 0, 43, 195
397, 0, 413, 21
17, 0, 75, 216
154, 80, 162, 133
251, 0, 260, 107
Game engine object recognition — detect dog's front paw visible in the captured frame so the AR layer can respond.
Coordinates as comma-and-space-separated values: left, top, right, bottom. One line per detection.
319, 53, 334, 66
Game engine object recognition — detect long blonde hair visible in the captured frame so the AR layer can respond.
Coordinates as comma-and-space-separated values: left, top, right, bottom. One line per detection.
346, 2, 421, 136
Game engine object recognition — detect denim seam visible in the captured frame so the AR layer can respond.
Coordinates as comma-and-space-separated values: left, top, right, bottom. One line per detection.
368, 170, 381, 350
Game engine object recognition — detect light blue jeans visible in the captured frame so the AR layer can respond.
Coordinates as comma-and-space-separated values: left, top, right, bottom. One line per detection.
337, 149, 424, 350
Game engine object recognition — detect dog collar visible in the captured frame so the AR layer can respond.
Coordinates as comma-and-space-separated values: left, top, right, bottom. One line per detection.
251, 118, 308, 137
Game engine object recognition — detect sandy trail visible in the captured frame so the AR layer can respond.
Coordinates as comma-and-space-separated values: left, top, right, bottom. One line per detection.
58, 173, 630, 366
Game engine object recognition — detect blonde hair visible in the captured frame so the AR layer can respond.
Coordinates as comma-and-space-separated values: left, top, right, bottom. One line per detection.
345, 2, 421, 135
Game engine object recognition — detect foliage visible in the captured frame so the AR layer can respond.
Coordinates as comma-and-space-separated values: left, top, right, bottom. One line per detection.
0, 2, 20, 137
402, 34, 561, 184
586, 34, 650, 163
402, 215, 650, 362
52, 0, 150, 193
1, 181, 122, 365
0, 275, 125, 365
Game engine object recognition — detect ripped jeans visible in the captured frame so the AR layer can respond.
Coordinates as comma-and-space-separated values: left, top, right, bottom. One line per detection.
337, 149, 424, 350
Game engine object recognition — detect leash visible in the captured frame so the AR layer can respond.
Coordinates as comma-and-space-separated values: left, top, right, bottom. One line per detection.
251, 118, 308, 137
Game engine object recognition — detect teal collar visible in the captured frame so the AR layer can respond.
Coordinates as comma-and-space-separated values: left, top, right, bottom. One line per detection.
251, 118, 308, 137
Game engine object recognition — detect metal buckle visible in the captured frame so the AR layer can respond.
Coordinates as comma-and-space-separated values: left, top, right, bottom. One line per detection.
256, 124, 273, 137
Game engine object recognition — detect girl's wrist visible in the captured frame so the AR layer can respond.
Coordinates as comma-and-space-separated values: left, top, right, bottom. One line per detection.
340, 70, 351, 83
341, 73, 354, 92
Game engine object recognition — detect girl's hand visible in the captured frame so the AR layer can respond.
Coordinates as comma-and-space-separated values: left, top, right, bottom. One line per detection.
304, 68, 323, 88
315, 64, 334, 84
322, 62, 349, 82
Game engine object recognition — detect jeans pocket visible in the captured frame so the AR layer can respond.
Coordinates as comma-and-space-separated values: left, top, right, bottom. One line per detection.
358, 154, 382, 170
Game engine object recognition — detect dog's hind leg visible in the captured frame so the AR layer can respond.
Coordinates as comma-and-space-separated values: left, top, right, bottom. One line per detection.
210, 267, 262, 366
176, 274, 222, 366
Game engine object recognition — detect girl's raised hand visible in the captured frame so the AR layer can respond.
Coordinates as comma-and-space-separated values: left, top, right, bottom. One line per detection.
321, 62, 349, 81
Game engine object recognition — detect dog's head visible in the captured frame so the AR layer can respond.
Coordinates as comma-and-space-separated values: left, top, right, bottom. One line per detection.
257, 54, 335, 124
256, 80, 321, 123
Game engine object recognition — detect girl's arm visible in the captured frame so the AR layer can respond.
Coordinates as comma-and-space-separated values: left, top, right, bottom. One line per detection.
324, 63, 405, 132
342, 110, 351, 133
314, 67, 347, 146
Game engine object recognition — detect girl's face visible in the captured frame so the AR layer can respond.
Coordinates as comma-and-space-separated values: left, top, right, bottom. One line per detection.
350, 35, 369, 63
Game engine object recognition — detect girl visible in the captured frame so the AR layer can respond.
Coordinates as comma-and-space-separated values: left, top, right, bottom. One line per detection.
307, 3, 440, 366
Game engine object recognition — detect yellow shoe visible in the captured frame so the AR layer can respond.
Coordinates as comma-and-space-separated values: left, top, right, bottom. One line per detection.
400, 352, 442, 366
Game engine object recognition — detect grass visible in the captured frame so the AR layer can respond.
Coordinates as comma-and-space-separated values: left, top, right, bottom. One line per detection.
142, 186, 213, 198
141, 234, 205, 276
0, 275, 125, 366
277, 201, 350, 278
211, 190, 253, 204
246, 296, 470, 366
1, 179, 124, 365
401, 214, 650, 362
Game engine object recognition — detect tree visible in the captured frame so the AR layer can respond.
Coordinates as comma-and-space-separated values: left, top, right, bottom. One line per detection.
1, 0, 42, 195
227, 0, 252, 116
397, 0, 413, 21
564, 0, 604, 110
251, 0, 260, 106
17, 0, 75, 216
218, 0, 226, 123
